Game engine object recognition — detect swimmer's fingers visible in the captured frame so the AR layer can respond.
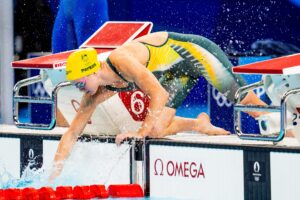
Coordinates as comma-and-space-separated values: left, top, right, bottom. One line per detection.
115, 134, 126, 145
115, 132, 143, 145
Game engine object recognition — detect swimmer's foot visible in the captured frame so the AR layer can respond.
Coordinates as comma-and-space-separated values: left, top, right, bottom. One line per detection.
194, 113, 230, 135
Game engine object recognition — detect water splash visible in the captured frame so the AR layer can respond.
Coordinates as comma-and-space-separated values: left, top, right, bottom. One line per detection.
0, 141, 132, 189
0, 162, 18, 189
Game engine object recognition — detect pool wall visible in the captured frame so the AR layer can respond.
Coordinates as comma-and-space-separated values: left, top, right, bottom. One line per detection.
0, 125, 132, 186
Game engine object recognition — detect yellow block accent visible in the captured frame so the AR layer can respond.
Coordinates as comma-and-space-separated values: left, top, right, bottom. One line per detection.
167, 38, 219, 87
145, 44, 180, 72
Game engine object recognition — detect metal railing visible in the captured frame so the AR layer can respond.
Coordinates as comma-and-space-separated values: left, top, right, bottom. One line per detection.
234, 79, 300, 142
13, 75, 71, 130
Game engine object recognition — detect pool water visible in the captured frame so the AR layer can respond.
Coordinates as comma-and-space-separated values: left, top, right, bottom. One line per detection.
13, 104, 206, 200
0, 142, 185, 200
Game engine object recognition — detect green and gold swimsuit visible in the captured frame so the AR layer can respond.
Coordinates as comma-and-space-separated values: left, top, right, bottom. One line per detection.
106, 32, 246, 108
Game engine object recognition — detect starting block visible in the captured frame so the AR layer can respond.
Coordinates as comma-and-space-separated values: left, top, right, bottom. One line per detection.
232, 53, 300, 142
11, 21, 153, 130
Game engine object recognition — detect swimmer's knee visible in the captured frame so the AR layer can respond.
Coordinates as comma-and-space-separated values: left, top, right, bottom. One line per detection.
149, 127, 161, 138
148, 126, 167, 138
163, 107, 176, 116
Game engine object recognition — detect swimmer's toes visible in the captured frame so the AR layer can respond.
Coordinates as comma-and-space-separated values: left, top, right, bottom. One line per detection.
207, 126, 230, 135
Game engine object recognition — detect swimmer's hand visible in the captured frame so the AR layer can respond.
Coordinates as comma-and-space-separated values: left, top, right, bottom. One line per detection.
116, 132, 143, 145
48, 161, 64, 184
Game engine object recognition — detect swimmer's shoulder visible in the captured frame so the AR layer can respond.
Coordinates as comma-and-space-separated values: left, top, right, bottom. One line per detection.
134, 31, 168, 46
108, 32, 169, 64
114, 32, 168, 52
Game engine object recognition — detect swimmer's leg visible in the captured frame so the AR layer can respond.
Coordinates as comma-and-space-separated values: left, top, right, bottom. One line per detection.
168, 32, 267, 118
168, 32, 245, 103
116, 107, 229, 144
165, 113, 230, 136
151, 107, 230, 138
240, 91, 268, 118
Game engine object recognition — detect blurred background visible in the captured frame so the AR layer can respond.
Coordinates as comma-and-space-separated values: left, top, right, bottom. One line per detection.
1, 0, 300, 132
13, 0, 300, 62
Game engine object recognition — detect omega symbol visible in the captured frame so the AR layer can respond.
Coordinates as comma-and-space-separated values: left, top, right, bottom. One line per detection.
154, 158, 164, 176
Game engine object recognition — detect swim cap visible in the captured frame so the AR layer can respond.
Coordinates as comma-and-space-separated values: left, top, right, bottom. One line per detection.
66, 48, 101, 81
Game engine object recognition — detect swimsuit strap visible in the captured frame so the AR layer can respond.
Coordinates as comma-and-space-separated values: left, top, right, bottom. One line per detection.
105, 83, 137, 92
106, 57, 129, 82
105, 57, 137, 92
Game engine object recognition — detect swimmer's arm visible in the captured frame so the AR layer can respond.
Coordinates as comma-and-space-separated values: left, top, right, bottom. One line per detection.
49, 87, 115, 181
110, 51, 169, 137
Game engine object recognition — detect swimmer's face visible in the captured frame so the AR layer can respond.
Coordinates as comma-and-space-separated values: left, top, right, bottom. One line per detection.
74, 77, 87, 90
73, 74, 98, 95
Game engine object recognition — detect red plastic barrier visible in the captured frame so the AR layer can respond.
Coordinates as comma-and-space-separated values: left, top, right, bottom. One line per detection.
0, 189, 7, 200
55, 186, 73, 199
22, 188, 39, 200
73, 186, 94, 199
108, 184, 144, 198
4, 188, 22, 200
1, 183, 144, 199
90, 185, 109, 198
38, 187, 57, 200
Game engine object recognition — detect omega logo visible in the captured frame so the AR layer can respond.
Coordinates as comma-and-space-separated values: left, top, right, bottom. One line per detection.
154, 159, 164, 176
154, 158, 205, 179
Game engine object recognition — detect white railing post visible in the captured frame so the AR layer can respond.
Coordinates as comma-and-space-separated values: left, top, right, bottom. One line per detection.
0, 0, 14, 124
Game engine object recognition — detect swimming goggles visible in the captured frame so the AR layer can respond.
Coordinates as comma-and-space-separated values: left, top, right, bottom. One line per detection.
73, 77, 87, 90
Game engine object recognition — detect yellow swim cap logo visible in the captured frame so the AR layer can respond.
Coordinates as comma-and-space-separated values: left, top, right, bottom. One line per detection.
81, 54, 88, 62
81, 63, 97, 73
66, 48, 100, 81
80, 53, 97, 72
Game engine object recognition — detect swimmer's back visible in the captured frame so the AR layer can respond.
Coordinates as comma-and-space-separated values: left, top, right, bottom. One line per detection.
135, 32, 169, 46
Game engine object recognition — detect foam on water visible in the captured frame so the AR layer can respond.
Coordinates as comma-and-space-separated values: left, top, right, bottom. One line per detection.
0, 140, 131, 189
54, 141, 131, 187
0, 162, 19, 189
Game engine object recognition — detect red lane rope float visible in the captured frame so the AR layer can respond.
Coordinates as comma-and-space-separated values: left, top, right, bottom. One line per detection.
0, 189, 6, 200
4, 188, 22, 200
55, 186, 73, 199
73, 186, 94, 199
0, 184, 143, 199
3, 188, 22, 200
22, 188, 40, 200
38, 187, 57, 200
90, 185, 109, 199
108, 184, 144, 198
